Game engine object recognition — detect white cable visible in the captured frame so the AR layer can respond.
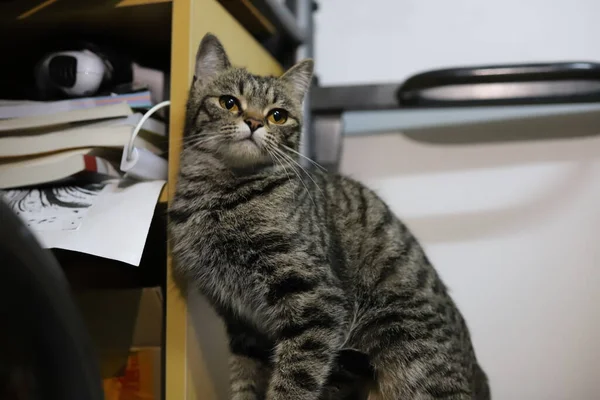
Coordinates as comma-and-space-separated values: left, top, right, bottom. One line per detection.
126, 100, 171, 161
119, 100, 171, 181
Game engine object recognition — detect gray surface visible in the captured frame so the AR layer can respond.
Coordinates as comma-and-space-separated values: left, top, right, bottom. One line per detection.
294, 0, 315, 166
264, 0, 308, 44
343, 103, 600, 136
311, 84, 401, 112
314, 114, 343, 172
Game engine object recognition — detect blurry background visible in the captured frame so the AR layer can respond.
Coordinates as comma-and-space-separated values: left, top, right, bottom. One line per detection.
316, 1, 600, 399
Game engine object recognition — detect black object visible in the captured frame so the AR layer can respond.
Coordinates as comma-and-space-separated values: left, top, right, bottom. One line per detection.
311, 83, 401, 112
48, 55, 78, 88
321, 349, 374, 400
0, 198, 103, 400
398, 61, 600, 107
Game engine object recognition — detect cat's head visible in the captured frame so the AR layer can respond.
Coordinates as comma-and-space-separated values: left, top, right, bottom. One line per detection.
184, 33, 313, 170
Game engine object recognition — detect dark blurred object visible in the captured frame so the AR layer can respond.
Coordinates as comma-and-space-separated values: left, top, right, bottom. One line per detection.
320, 349, 374, 400
398, 62, 600, 107
310, 61, 600, 171
0, 198, 103, 400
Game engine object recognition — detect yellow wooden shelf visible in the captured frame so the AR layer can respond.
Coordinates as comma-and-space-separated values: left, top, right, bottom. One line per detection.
167, 1, 282, 398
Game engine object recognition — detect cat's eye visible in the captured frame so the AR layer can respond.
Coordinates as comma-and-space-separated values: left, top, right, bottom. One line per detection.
219, 95, 240, 112
267, 109, 288, 125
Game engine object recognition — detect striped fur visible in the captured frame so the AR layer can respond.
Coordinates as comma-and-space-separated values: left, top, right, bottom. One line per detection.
169, 33, 490, 400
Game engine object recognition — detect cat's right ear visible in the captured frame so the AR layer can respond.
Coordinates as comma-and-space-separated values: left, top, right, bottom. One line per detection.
279, 59, 314, 102
194, 33, 231, 85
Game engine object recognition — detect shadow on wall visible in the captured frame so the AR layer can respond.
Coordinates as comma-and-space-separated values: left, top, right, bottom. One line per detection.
340, 115, 600, 244
187, 290, 231, 400
343, 109, 600, 179
397, 163, 591, 244
402, 109, 600, 147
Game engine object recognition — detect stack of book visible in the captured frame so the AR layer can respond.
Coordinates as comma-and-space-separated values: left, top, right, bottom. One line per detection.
0, 90, 167, 189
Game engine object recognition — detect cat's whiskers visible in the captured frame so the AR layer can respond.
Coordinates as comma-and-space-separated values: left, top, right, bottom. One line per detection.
177, 130, 235, 147
266, 139, 302, 179
182, 136, 220, 151
173, 132, 209, 144
266, 148, 299, 204
281, 144, 327, 172
267, 141, 297, 177
268, 144, 316, 206
271, 151, 319, 208
272, 147, 323, 196
266, 146, 292, 180
264, 141, 299, 203
178, 134, 215, 147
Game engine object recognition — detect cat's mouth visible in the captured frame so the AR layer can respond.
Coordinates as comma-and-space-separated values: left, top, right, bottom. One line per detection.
237, 136, 259, 147
236, 131, 264, 148
232, 135, 263, 154
219, 127, 271, 168
232, 123, 267, 150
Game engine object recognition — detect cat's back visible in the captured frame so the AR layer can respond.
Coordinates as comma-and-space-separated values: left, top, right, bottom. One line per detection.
321, 172, 422, 278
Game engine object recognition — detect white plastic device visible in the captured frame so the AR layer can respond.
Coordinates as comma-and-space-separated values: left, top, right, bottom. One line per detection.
120, 100, 171, 181
35, 50, 108, 97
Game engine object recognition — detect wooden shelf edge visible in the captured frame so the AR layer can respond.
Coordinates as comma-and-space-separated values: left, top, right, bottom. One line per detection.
159, 184, 168, 204
117, 0, 172, 6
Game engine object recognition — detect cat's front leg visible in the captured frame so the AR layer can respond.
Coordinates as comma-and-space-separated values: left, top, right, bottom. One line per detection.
226, 319, 273, 400
229, 354, 270, 400
265, 288, 348, 400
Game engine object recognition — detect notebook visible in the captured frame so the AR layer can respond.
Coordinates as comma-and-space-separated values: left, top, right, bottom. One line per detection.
0, 113, 167, 158
0, 148, 122, 189
0, 102, 133, 132
0, 90, 153, 120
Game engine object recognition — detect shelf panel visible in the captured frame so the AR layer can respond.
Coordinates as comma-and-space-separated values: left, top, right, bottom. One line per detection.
217, 0, 277, 39
166, 0, 283, 399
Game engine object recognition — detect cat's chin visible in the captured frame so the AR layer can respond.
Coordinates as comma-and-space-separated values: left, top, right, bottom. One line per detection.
219, 140, 271, 170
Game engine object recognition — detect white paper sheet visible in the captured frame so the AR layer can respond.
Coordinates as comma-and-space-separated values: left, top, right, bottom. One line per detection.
1, 179, 165, 266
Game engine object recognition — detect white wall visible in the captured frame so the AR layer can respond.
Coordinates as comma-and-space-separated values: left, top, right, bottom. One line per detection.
315, 0, 600, 86
315, 1, 600, 399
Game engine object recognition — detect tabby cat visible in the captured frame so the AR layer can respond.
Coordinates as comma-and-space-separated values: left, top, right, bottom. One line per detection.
169, 33, 490, 400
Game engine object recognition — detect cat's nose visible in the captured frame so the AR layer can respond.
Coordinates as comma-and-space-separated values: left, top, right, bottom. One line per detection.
244, 118, 264, 133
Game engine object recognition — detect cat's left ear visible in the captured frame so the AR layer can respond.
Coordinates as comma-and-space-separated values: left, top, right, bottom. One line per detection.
194, 33, 231, 85
279, 59, 314, 102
